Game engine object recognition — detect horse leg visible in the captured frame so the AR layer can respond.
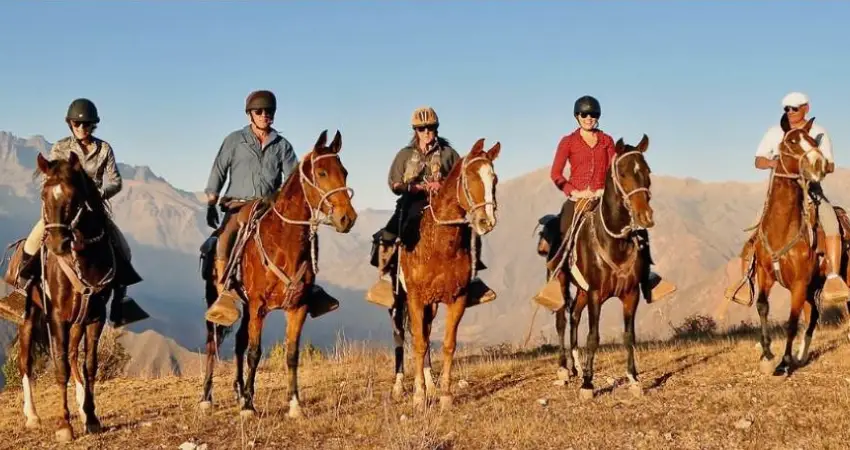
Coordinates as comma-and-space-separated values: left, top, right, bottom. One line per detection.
49, 315, 74, 442
18, 305, 41, 429
622, 288, 642, 397
284, 304, 309, 419
795, 293, 819, 366
423, 303, 438, 399
390, 299, 406, 400
406, 296, 428, 410
438, 296, 467, 412
200, 281, 225, 410
80, 320, 105, 434
579, 290, 601, 400
567, 289, 587, 379
774, 282, 807, 377
232, 308, 250, 407
67, 324, 86, 427
555, 305, 568, 381
755, 268, 776, 374
239, 303, 266, 418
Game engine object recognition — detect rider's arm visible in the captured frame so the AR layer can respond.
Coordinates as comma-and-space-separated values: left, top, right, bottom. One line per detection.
820, 128, 835, 173
550, 135, 577, 196
388, 149, 415, 195
280, 139, 299, 184
754, 127, 780, 170
99, 143, 123, 200
204, 136, 234, 205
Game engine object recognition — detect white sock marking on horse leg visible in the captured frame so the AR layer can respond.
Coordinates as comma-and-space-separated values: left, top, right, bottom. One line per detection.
478, 164, 496, 225
22, 375, 39, 422
76, 381, 87, 424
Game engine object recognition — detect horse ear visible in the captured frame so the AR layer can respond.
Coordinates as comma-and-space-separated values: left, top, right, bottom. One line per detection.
637, 134, 650, 153
486, 142, 501, 161
615, 138, 625, 154
803, 117, 815, 133
314, 129, 329, 150
67, 151, 81, 169
329, 130, 342, 153
36, 153, 51, 174
470, 138, 485, 155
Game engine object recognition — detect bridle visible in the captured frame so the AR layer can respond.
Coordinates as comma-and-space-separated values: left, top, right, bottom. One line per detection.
774, 130, 824, 184
428, 154, 497, 226
599, 150, 651, 239
272, 150, 354, 273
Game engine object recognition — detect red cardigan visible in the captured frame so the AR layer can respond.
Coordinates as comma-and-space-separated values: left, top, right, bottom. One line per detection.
550, 128, 616, 196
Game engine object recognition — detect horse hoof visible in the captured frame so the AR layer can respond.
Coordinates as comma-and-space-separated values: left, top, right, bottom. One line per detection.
392, 383, 404, 401
758, 358, 776, 375
579, 388, 594, 401
629, 383, 643, 398
557, 367, 570, 382
440, 395, 453, 412
240, 409, 256, 420
85, 420, 103, 434
288, 400, 304, 419
55, 427, 74, 443
25, 417, 41, 429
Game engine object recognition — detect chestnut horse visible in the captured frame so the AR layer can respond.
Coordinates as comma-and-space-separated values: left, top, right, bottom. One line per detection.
732, 118, 848, 377
393, 138, 500, 411
540, 135, 655, 400
198, 130, 357, 418
14, 152, 120, 442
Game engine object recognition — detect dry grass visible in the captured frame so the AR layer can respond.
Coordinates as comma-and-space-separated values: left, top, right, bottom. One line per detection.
2, 325, 850, 449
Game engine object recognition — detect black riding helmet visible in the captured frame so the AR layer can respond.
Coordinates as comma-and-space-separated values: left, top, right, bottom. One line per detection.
573, 95, 601, 117
245, 90, 277, 112
66, 98, 100, 123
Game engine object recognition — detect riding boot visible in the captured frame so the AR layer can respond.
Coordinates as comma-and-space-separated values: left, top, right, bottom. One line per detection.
641, 271, 677, 304
109, 285, 149, 327
466, 277, 497, 308
822, 235, 850, 304
307, 284, 340, 318
204, 259, 243, 327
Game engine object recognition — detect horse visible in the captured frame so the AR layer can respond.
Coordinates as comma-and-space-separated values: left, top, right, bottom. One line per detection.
388, 138, 501, 411
11, 151, 121, 442
535, 135, 655, 400
198, 130, 357, 418
730, 117, 850, 377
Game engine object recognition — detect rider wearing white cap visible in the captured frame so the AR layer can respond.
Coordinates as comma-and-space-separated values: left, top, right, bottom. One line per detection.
727, 91, 846, 304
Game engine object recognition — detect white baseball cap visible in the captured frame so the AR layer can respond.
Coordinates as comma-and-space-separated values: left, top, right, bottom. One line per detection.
782, 92, 809, 108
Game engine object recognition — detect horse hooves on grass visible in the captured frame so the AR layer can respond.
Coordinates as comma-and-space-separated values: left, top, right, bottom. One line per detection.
412, 393, 426, 410
758, 358, 776, 375
55, 427, 74, 443
392, 384, 404, 401
85, 420, 103, 434
25, 417, 41, 429
557, 367, 570, 382
198, 401, 212, 412
239, 409, 256, 420
629, 383, 643, 398
579, 388, 594, 401
288, 400, 304, 419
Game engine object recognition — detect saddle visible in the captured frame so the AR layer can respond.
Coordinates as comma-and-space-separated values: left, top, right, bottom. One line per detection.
536, 197, 600, 291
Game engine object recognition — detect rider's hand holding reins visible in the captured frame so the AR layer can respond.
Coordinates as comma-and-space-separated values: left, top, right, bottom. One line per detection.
206, 204, 219, 229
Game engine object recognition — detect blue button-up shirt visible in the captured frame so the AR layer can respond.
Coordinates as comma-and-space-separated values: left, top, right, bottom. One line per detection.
204, 125, 299, 200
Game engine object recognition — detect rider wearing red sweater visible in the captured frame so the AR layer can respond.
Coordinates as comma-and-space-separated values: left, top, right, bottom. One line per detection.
548, 95, 675, 303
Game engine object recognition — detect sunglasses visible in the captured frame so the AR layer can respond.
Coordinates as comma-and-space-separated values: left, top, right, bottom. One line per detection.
578, 112, 600, 119
70, 121, 94, 129
415, 125, 437, 133
784, 106, 800, 112
251, 108, 276, 116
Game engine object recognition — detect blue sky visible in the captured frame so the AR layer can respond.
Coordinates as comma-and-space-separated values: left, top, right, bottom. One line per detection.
1, 1, 848, 209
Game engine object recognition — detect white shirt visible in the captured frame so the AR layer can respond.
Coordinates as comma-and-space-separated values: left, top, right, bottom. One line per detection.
755, 122, 834, 163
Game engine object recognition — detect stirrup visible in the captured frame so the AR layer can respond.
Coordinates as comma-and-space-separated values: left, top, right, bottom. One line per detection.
205, 290, 242, 326
366, 277, 395, 308
110, 297, 150, 327
307, 285, 340, 318
0, 290, 27, 325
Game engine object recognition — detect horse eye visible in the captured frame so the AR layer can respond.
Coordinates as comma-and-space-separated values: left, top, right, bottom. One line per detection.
318, 170, 328, 177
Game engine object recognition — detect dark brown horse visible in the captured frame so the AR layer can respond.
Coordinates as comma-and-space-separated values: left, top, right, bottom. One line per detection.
731, 118, 849, 376
393, 138, 501, 411
13, 152, 119, 442
540, 135, 655, 400
198, 130, 357, 418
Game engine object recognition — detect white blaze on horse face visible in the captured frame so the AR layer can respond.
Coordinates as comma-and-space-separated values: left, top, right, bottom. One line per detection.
52, 184, 63, 200
478, 163, 496, 225
798, 135, 825, 181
